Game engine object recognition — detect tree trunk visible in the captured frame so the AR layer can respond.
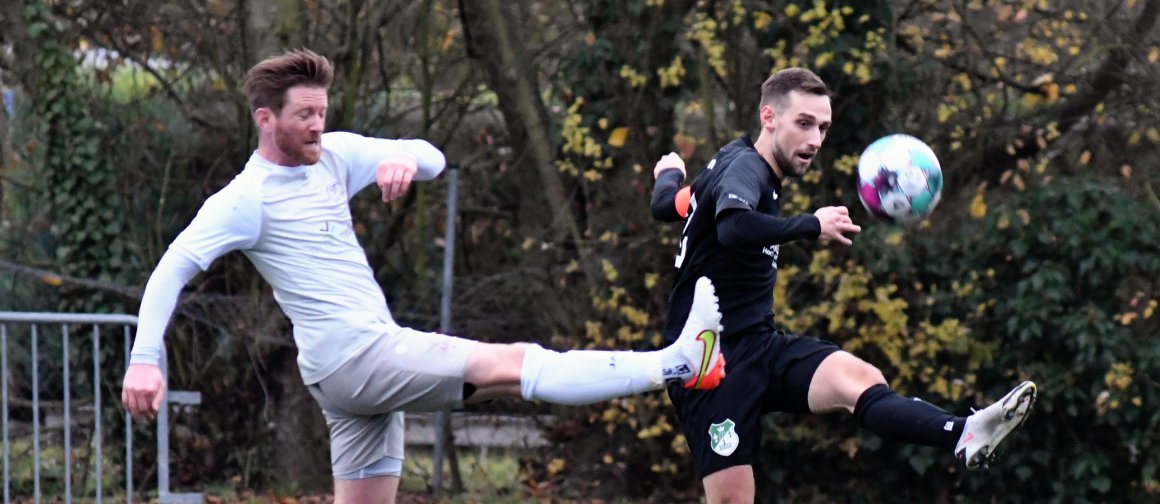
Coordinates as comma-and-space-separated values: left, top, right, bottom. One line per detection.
458, 0, 586, 252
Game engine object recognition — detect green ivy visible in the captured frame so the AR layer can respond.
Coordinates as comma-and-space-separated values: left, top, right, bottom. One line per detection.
24, 2, 133, 312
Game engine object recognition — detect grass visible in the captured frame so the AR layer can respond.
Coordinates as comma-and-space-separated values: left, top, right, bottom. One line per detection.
5, 436, 128, 502
6, 429, 533, 502
398, 447, 525, 501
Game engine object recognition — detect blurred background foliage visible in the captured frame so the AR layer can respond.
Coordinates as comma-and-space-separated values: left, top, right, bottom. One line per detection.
0, 0, 1157, 502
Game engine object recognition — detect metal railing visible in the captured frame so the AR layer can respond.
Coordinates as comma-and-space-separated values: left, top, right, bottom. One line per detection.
0, 312, 201, 503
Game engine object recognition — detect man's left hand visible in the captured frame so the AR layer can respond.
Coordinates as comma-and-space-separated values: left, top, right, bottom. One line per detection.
377, 156, 418, 202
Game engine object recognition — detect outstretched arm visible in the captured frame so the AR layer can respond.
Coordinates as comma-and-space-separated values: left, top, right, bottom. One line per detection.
717, 206, 860, 248
650, 152, 691, 222
123, 250, 201, 420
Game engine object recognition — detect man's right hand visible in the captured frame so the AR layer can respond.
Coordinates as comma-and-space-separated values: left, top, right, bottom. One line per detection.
653, 152, 686, 179
814, 206, 861, 246
122, 363, 166, 421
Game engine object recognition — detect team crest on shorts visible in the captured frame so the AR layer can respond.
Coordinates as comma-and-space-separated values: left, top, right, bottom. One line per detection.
708, 419, 739, 456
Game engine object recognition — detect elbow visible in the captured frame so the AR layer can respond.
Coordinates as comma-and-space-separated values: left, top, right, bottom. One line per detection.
717, 227, 743, 248
412, 140, 446, 180
650, 202, 678, 222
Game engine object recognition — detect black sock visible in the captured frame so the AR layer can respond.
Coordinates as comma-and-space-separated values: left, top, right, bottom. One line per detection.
853, 384, 965, 451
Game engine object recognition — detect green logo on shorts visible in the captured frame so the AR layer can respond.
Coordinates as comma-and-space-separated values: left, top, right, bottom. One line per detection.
708, 419, 739, 456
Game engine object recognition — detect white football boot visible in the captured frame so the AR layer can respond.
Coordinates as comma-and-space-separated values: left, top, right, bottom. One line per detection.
955, 380, 1038, 469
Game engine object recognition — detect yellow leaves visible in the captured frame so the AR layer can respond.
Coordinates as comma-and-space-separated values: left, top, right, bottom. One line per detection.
969, 193, 987, 219
1104, 362, 1133, 391
1022, 85, 1048, 108
618, 65, 648, 88
899, 24, 924, 51
601, 259, 618, 282
937, 103, 956, 123
586, 321, 603, 343
644, 272, 659, 290
546, 458, 567, 477
607, 127, 629, 148
884, 231, 904, 247
814, 52, 834, 69
441, 27, 458, 52
730, 0, 747, 26
616, 326, 644, 344
560, 98, 602, 158
831, 154, 859, 175
657, 56, 686, 88
150, 25, 164, 52
1042, 82, 1059, 102
1149, 47, 1159, 63
41, 273, 63, 287
999, 170, 1026, 191
1147, 128, 1160, 143
753, 11, 773, 30
619, 305, 649, 328
953, 73, 972, 92
688, 13, 728, 78
1078, 150, 1091, 166
1117, 311, 1139, 325
1021, 39, 1058, 66
637, 415, 673, 439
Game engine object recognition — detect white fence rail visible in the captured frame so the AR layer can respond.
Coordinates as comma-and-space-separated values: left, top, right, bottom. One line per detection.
0, 312, 201, 504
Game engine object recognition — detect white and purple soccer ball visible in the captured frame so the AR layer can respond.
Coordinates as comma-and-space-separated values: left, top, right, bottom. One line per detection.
856, 134, 943, 223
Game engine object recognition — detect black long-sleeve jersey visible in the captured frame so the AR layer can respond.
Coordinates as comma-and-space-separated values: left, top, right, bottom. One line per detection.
651, 136, 821, 343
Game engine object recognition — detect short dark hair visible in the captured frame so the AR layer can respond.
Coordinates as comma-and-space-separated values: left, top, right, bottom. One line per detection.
759, 67, 830, 111
243, 49, 334, 114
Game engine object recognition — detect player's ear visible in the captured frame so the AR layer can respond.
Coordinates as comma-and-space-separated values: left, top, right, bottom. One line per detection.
759, 104, 776, 130
254, 107, 273, 129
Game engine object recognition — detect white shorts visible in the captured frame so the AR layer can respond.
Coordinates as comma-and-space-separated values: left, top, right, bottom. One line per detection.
306, 326, 478, 475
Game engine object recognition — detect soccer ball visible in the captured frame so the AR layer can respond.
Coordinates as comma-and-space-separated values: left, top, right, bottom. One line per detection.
856, 134, 943, 223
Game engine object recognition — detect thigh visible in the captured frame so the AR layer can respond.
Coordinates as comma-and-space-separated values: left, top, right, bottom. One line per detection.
806, 350, 886, 413
703, 465, 756, 504
669, 334, 770, 478
760, 331, 841, 414
333, 475, 399, 504
304, 405, 406, 476
316, 326, 479, 415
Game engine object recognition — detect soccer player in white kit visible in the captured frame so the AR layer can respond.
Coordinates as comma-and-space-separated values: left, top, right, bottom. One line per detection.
120, 49, 726, 503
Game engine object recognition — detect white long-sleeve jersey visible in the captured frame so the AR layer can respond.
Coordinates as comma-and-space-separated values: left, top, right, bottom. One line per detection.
129, 131, 446, 384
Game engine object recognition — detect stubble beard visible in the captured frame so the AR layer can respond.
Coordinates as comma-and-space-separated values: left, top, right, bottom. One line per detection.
772, 144, 809, 179
274, 127, 321, 166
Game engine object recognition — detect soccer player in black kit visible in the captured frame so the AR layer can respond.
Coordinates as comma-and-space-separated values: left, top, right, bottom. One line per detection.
650, 67, 1038, 503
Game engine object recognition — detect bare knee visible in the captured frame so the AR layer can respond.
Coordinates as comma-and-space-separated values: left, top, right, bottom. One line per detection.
848, 356, 886, 387
703, 465, 755, 504
809, 351, 886, 413
464, 342, 533, 387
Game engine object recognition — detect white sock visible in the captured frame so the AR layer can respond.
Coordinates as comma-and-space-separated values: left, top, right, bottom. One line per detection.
520, 344, 668, 405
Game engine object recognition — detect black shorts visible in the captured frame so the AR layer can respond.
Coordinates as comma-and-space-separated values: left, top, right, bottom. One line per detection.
667, 329, 840, 477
